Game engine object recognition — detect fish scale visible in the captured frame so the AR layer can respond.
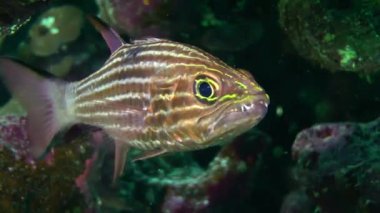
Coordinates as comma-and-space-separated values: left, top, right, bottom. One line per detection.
0, 17, 269, 181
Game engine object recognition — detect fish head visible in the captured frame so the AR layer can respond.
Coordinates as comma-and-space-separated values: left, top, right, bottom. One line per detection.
188, 66, 269, 147
145, 40, 269, 149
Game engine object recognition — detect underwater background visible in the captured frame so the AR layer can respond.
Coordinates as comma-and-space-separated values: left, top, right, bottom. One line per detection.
0, 0, 380, 212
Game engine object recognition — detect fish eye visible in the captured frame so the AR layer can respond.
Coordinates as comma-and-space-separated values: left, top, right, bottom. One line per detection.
199, 81, 212, 97
194, 76, 219, 103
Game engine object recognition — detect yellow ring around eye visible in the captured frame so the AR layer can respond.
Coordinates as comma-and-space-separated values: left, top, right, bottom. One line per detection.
194, 77, 219, 102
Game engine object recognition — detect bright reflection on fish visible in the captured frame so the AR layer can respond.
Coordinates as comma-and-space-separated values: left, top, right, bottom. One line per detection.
0, 17, 269, 180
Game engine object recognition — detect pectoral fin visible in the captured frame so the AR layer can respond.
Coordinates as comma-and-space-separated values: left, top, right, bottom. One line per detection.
133, 149, 167, 162
113, 141, 130, 182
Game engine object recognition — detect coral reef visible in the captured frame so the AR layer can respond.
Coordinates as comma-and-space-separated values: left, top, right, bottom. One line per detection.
279, 0, 380, 74
0, 114, 92, 212
287, 118, 380, 212
28, 5, 83, 57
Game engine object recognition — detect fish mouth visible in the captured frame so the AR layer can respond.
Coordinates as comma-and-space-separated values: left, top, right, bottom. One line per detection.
207, 92, 269, 141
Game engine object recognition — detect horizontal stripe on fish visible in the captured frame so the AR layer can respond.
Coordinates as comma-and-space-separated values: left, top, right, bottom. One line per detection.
76, 110, 137, 118
76, 70, 186, 104
75, 92, 150, 109
135, 41, 231, 68
76, 61, 227, 94
76, 60, 157, 93
79, 112, 144, 129
75, 77, 151, 101
75, 98, 148, 119
83, 105, 202, 134
78, 42, 208, 87
76, 58, 219, 95
75, 91, 196, 115
76, 83, 149, 108
131, 41, 232, 69
137, 50, 217, 66
77, 47, 230, 93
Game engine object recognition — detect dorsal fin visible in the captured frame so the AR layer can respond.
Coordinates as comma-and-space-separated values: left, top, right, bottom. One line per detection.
87, 16, 125, 53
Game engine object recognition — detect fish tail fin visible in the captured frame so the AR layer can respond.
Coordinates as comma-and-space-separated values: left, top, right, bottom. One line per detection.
0, 58, 76, 158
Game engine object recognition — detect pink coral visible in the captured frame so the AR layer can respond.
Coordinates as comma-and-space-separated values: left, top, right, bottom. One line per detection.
292, 122, 355, 159
0, 115, 30, 159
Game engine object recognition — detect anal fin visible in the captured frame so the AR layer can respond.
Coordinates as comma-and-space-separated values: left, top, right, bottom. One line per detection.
133, 149, 167, 162
113, 141, 130, 182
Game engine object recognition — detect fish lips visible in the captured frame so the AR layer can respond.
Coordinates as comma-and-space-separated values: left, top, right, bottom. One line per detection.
209, 93, 269, 139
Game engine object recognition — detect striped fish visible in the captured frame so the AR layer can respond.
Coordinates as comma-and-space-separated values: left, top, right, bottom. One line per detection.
0, 17, 269, 180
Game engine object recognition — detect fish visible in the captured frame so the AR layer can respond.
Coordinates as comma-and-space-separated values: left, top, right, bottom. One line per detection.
0, 17, 269, 180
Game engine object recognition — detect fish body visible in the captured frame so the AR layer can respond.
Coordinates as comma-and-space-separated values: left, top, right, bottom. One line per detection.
0, 17, 269, 180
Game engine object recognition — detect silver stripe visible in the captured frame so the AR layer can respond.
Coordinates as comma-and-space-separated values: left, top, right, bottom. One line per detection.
76, 92, 151, 109
77, 44, 227, 93
76, 60, 163, 92
76, 110, 136, 118
78, 60, 224, 96
76, 76, 151, 101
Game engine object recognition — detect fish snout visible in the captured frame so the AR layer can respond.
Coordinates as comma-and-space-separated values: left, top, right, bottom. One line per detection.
248, 90, 269, 119
213, 91, 269, 131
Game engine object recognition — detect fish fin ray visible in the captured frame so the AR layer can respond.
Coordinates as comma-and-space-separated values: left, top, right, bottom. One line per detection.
87, 15, 125, 53
133, 149, 167, 161
0, 58, 72, 158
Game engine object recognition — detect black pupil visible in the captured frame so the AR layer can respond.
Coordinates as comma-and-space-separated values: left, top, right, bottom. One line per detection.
199, 82, 212, 97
